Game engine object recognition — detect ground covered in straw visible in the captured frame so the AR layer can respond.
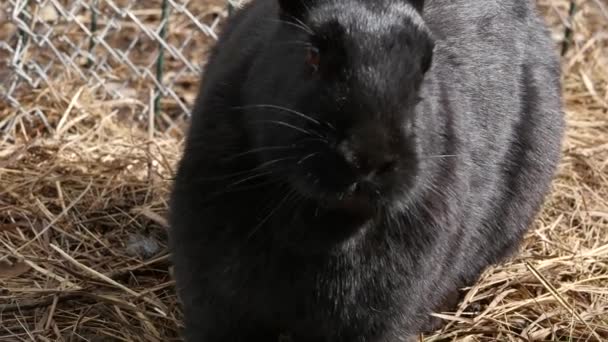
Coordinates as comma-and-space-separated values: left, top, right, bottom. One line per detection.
1, 1, 607, 341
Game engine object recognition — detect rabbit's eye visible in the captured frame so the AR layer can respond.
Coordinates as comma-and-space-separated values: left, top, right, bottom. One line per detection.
306, 47, 320, 72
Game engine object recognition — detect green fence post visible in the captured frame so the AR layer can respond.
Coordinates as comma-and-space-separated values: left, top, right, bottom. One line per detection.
87, 0, 98, 67
561, 1, 577, 56
17, 0, 31, 48
155, 0, 170, 116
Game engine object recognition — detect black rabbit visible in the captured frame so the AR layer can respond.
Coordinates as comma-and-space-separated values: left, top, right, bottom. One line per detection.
169, 0, 564, 341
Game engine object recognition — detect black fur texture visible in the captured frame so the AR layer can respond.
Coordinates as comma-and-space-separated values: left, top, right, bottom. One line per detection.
169, 0, 564, 341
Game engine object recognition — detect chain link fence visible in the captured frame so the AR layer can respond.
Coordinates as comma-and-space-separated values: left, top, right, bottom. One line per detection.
0, 0, 581, 137
0, 0, 247, 134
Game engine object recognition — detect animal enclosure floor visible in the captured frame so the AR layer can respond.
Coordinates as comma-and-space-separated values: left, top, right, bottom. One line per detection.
1, 1, 607, 341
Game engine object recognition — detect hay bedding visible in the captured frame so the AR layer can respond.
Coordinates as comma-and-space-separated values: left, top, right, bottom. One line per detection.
0, 0, 607, 341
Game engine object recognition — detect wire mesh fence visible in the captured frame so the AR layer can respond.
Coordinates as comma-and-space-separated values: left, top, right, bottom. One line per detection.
0, 0, 245, 135
2, 1, 608, 341
0, 0, 580, 135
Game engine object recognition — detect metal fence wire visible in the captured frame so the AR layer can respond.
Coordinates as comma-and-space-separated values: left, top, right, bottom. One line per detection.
0, 0, 245, 129
0, 0, 578, 133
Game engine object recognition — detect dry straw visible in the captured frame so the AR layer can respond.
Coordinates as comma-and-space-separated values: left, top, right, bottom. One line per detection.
1, 0, 607, 341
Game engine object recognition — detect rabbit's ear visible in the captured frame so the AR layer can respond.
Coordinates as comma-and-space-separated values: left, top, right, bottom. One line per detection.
278, 0, 314, 19
409, 0, 425, 12
422, 39, 434, 73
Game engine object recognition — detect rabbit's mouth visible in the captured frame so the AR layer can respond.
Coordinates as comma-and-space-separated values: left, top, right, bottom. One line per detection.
285, 175, 385, 226
318, 180, 381, 215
